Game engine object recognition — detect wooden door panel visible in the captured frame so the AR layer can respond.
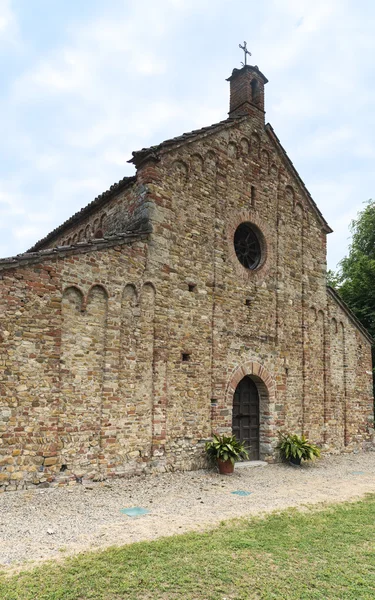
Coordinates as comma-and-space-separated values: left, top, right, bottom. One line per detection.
232, 376, 259, 460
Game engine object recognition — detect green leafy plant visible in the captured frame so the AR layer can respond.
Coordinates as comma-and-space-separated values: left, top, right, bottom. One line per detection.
277, 432, 321, 464
205, 434, 249, 465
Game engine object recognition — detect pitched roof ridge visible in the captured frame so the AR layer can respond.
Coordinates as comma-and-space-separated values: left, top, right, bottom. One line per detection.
28, 175, 137, 252
128, 116, 245, 166
0, 230, 150, 270
28, 116, 245, 250
265, 123, 332, 233
327, 285, 373, 343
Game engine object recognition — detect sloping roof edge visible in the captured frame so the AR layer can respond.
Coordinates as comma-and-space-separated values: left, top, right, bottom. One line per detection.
0, 230, 150, 272
28, 175, 137, 253
128, 116, 246, 167
28, 117, 244, 252
327, 285, 373, 344
265, 124, 333, 234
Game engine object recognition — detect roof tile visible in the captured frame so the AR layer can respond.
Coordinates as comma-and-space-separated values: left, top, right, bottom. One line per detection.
28, 175, 136, 252
1, 230, 150, 271
128, 117, 241, 166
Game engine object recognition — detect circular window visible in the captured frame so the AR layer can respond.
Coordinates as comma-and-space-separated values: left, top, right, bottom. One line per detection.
234, 223, 262, 270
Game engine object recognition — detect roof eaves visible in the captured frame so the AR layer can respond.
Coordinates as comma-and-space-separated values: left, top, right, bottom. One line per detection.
28, 175, 137, 252
265, 124, 333, 234
327, 285, 373, 344
128, 116, 245, 167
0, 230, 150, 272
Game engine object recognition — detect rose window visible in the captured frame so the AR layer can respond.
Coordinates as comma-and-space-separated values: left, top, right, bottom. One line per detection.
233, 223, 262, 270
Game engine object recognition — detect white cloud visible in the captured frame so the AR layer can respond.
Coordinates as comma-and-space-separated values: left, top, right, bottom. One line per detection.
286, 0, 338, 32
327, 207, 358, 269
258, 0, 342, 71
12, 225, 42, 241
0, 0, 18, 43
0, 0, 374, 265
296, 126, 354, 159
63, 101, 186, 150
11, 2, 180, 104
0, 195, 25, 217
33, 152, 64, 172
310, 180, 355, 213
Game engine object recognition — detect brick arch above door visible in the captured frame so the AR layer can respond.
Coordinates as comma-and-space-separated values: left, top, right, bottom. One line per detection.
225, 361, 276, 403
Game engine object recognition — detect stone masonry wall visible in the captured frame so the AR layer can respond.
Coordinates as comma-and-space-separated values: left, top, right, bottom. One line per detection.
327, 293, 374, 450
39, 178, 149, 250
0, 106, 373, 491
140, 110, 373, 462
0, 239, 162, 491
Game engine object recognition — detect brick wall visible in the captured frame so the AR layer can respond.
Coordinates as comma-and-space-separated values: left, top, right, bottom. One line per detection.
142, 113, 373, 463
0, 239, 159, 490
0, 106, 373, 491
39, 179, 149, 249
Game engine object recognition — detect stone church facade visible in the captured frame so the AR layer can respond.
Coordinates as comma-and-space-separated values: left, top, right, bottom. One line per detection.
0, 64, 373, 491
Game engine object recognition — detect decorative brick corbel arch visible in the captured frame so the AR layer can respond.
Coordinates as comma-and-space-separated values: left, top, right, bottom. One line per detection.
225, 360, 277, 459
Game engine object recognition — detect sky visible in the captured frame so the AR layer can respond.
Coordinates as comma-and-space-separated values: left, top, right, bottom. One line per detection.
0, 0, 374, 269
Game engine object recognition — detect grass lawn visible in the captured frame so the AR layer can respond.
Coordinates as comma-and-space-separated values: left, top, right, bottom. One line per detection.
1, 496, 375, 600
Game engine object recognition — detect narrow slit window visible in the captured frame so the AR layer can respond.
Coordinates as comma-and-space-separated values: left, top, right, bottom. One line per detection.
250, 79, 260, 105
251, 186, 256, 207
182, 353, 191, 362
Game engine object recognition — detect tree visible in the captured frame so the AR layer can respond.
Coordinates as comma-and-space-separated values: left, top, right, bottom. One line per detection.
326, 269, 341, 290
335, 200, 375, 341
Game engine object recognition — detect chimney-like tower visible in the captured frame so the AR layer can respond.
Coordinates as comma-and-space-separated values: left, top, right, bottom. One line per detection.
227, 65, 268, 118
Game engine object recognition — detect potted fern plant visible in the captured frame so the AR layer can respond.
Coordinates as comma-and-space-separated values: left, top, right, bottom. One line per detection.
205, 433, 249, 474
277, 432, 320, 466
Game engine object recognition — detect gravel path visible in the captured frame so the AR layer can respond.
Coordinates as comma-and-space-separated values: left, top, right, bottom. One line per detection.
1, 452, 375, 570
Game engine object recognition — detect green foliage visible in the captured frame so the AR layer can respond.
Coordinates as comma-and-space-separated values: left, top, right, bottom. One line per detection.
205, 433, 249, 465
276, 432, 321, 463
327, 268, 341, 290
332, 199, 375, 340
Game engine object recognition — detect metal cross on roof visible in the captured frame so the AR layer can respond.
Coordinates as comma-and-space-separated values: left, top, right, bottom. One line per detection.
239, 41, 251, 66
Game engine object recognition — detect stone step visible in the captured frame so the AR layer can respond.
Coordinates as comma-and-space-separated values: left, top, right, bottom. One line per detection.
235, 460, 268, 469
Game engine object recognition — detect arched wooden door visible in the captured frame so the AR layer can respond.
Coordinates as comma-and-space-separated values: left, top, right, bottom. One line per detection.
232, 376, 259, 460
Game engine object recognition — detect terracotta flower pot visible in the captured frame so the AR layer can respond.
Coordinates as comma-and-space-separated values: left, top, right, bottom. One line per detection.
217, 459, 235, 475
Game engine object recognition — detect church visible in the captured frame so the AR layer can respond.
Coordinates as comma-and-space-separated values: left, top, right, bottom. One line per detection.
0, 56, 373, 490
